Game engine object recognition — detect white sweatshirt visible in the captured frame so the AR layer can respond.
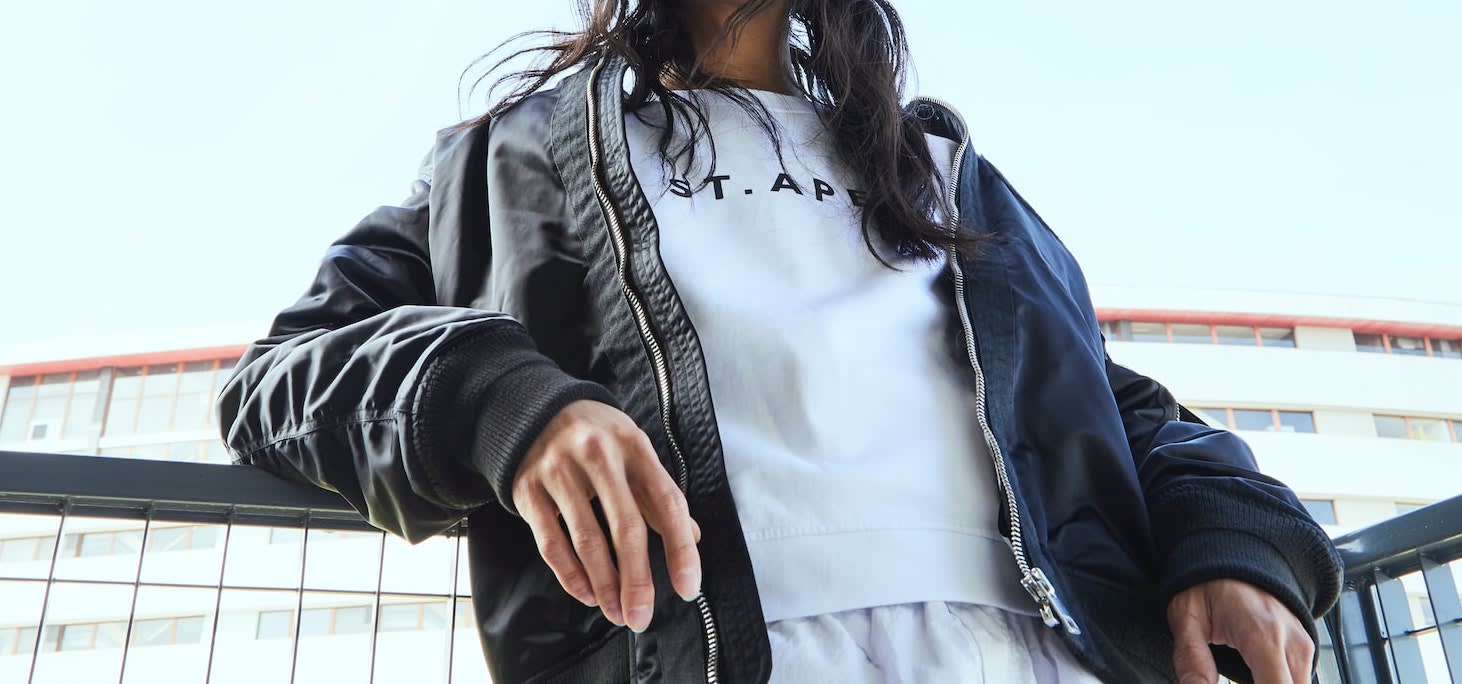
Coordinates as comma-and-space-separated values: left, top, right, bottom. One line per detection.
623, 90, 1032, 623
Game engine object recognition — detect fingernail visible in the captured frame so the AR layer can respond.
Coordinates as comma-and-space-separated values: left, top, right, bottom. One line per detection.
626, 605, 652, 633
605, 601, 624, 626
675, 569, 702, 601
1180, 675, 1208, 684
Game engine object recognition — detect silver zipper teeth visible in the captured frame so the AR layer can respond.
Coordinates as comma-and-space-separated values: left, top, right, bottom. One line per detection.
584, 53, 721, 683
923, 97, 1081, 636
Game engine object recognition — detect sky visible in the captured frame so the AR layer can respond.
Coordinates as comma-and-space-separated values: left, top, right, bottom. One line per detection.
1, 1, 1458, 353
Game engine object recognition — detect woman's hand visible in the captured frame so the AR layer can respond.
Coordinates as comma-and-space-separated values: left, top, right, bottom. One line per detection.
510, 400, 702, 633
1168, 578, 1315, 684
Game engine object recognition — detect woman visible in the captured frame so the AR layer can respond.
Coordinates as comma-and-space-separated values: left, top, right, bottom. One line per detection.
218, 1, 1340, 682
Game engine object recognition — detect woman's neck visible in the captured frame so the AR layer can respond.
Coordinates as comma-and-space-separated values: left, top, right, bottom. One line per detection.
670, 0, 795, 94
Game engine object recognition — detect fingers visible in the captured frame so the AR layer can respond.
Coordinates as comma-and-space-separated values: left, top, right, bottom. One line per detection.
1169, 600, 1218, 684
1233, 614, 1312, 684
1285, 632, 1315, 684
518, 483, 596, 608
545, 469, 625, 626
583, 454, 654, 632
1233, 624, 1295, 684
626, 431, 702, 601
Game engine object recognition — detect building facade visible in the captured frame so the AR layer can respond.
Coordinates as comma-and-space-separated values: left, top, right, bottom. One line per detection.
2, 287, 1460, 682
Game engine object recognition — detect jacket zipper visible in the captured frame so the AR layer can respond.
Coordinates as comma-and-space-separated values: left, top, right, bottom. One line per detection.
584, 53, 722, 683
923, 97, 1082, 636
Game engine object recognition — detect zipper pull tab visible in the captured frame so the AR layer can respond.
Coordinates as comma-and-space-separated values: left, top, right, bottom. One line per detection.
1021, 567, 1082, 635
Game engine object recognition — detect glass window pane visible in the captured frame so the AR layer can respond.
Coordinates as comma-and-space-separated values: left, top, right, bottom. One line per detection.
1434, 339, 1462, 359
1375, 415, 1409, 439
58, 624, 94, 651
1391, 335, 1426, 356
148, 527, 187, 553
256, 610, 293, 640
171, 393, 210, 432
178, 362, 217, 393
1214, 325, 1257, 345
1395, 502, 1424, 515
1232, 409, 1274, 432
174, 616, 204, 645
1300, 499, 1337, 525
1170, 324, 1211, 344
1130, 322, 1167, 343
1276, 411, 1316, 434
0, 627, 12, 656
111, 367, 144, 398
0, 390, 33, 443
1187, 407, 1230, 429
299, 608, 331, 637
1258, 327, 1296, 348
37, 373, 73, 397
1099, 320, 1122, 340
379, 603, 420, 632
135, 395, 174, 434
141, 365, 180, 397
29, 396, 67, 440
104, 397, 138, 436
130, 618, 171, 648
78, 533, 112, 558
70, 370, 101, 395
94, 621, 127, 649
333, 606, 373, 635
62, 392, 96, 440
1410, 418, 1450, 442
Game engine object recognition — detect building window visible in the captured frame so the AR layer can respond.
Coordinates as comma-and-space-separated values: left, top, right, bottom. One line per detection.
1129, 322, 1168, 343
1188, 407, 1318, 434
1435, 339, 1462, 359
103, 358, 238, 438
1099, 321, 1296, 348
1354, 333, 1386, 353
54, 529, 144, 559
1395, 502, 1425, 515
129, 616, 205, 647
1257, 327, 1296, 348
1374, 414, 1460, 443
378, 602, 451, 632
0, 371, 103, 444
256, 610, 294, 640
42, 621, 129, 652
146, 525, 220, 553
0, 535, 57, 563
1353, 333, 1462, 358
1300, 499, 1338, 525
1170, 323, 1212, 345
1214, 325, 1259, 346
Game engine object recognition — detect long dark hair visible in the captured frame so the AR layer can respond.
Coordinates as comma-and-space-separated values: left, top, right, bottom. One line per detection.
463, 0, 976, 263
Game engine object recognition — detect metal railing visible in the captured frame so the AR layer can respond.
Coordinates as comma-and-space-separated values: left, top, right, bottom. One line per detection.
0, 450, 485, 684
2, 449, 1460, 683
1322, 495, 1462, 683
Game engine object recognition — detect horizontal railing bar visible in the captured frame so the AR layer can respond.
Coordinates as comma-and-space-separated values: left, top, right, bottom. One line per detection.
1332, 494, 1462, 580
0, 450, 354, 513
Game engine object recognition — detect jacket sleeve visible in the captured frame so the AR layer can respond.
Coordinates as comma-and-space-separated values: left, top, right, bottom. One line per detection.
216, 126, 616, 543
1106, 350, 1343, 634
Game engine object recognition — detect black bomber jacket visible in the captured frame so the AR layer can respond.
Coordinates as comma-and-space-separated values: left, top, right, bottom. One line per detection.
217, 53, 1342, 683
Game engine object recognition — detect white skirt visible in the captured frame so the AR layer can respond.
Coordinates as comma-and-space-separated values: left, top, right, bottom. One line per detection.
766, 602, 1105, 683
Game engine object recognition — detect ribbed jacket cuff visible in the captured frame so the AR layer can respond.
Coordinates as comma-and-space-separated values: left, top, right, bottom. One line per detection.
1151, 483, 1343, 639
419, 323, 619, 516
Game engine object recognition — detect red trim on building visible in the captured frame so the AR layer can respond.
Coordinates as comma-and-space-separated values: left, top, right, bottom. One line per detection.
1095, 309, 1462, 340
0, 345, 249, 377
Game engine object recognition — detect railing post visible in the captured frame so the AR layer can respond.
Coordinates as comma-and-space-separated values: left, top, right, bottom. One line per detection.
1375, 567, 1428, 682
1421, 553, 1462, 681
1335, 584, 1390, 684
